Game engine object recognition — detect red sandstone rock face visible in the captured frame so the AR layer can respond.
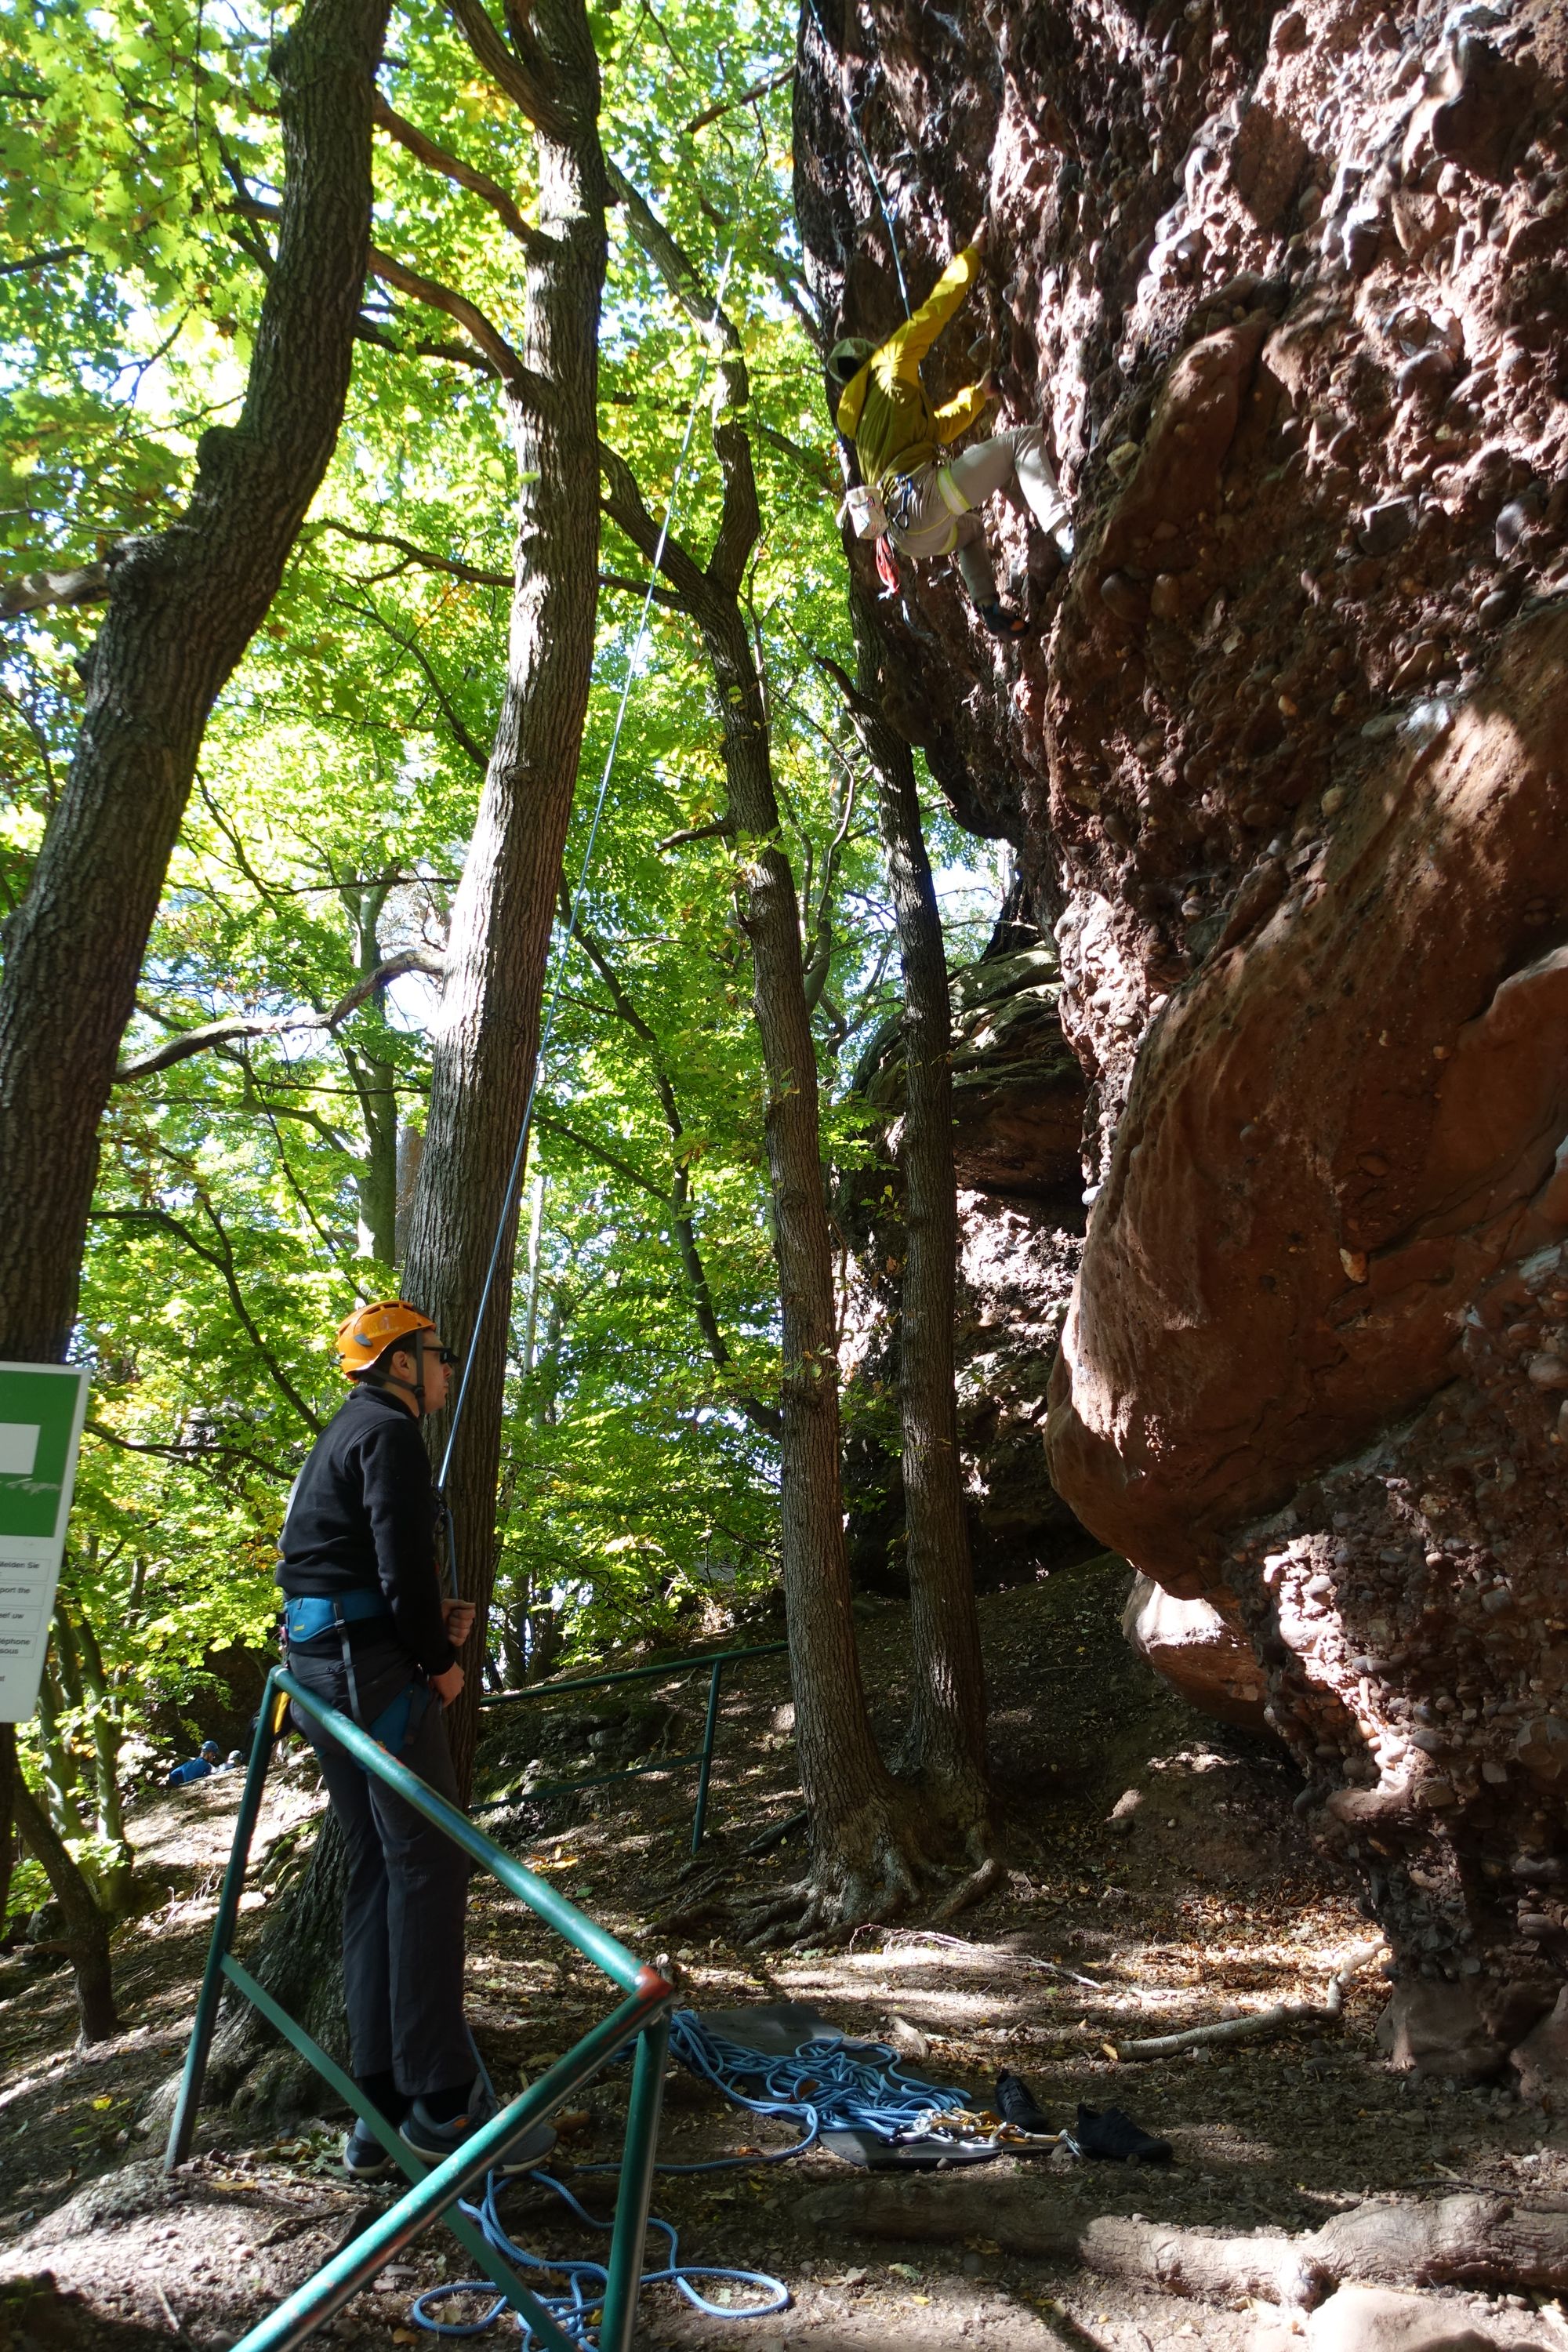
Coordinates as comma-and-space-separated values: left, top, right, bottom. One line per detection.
794, 0, 1568, 2023
1122, 1573, 1270, 1730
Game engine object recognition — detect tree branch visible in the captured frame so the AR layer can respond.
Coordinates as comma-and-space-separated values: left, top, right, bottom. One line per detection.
445, 0, 569, 145
1, 564, 110, 624
0, 245, 88, 279
91, 1205, 324, 1434
659, 816, 736, 851
368, 246, 541, 397
310, 517, 512, 587
85, 1418, 293, 1486
114, 949, 445, 1080
682, 64, 793, 134
372, 91, 547, 256
345, 594, 493, 770
598, 567, 684, 611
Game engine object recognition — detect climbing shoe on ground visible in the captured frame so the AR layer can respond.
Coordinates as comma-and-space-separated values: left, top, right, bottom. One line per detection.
976, 600, 1029, 640
343, 2114, 398, 2180
1070, 2102, 1172, 2165
996, 2070, 1055, 2136
400, 2083, 557, 2176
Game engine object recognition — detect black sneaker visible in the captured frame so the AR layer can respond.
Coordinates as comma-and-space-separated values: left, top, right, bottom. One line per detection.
996, 2070, 1054, 2136
1072, 2102, 1172, 2164
976, 600, 1029, 640
343, 2114, 398, 2180
400, 2085, 556, 2176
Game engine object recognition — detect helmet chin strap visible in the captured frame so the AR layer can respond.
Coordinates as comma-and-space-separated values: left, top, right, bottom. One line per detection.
411, 1327, 428, 1417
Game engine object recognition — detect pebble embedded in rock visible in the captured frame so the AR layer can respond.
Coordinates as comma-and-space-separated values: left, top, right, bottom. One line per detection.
1359, 499, 1418, 557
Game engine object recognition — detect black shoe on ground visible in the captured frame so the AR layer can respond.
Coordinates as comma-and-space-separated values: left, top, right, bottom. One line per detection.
996, 2070, 1054, 2136
343, 2114, 398, 2180
1073, 2101, 1172, 2164
976, 600, 1029, 640
400, 2086, 557, 2176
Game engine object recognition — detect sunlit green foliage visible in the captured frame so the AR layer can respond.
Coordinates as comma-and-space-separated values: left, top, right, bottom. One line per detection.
0, 0, 994, 1893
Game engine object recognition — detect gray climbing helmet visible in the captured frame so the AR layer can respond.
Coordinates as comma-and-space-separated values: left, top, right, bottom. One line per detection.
827, 336, 875, 387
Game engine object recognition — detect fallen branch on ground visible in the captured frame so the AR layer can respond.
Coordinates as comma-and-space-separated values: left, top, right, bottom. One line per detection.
797, 2177, 1568, 2307
1116, 1940, 1385, 2060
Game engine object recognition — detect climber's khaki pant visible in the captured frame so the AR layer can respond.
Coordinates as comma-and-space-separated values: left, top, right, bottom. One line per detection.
887, 426, 1069, 604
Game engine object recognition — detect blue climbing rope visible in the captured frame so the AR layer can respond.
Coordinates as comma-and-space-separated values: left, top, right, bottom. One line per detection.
409, 2010, 987, 2343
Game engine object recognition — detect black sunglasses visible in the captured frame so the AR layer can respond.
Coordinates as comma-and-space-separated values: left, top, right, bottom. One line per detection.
421, 1345, 460, 1367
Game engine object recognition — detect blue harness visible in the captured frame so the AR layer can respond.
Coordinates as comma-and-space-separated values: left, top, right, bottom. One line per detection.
282, 1591, 429, 1756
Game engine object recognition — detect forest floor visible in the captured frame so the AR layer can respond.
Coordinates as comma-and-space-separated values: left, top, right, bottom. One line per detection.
2, 1553, 1563, 2352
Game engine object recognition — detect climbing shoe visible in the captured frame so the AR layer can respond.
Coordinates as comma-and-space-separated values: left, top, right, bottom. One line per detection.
976, 600, 1029, 640
400, 2082, 557, 2176
996, 2070, 1055, 2136
343, 2114, 398, 2181
1070, 2102, 1172, 2165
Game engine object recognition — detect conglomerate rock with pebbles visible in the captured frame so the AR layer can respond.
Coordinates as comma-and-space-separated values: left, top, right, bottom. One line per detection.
794, 0, 1568, 2057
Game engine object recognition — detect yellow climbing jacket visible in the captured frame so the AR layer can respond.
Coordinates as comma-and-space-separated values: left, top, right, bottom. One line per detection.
834, 244, 991, 493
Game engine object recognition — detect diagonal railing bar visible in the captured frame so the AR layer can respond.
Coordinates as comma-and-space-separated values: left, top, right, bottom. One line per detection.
220, 1955, 572, 2350
166, 1666, 677, 2352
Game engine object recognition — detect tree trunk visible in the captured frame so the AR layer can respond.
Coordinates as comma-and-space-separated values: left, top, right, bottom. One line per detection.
202, 1813, 350, 2117
0, 0, 390, 1369
7, 1740, 118, 2042
346, 882, 400, 1264
849, 585, 993, 1858
401, 0, 608, 1806
599, 201, 937, 1933
73, 1603, 132, 1917
0, 1726, 15, 1933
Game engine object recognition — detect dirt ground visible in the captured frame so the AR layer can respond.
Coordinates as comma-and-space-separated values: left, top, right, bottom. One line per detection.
3, 1554, 1563, 2352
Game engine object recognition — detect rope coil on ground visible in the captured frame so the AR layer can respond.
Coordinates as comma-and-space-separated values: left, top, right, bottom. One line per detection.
409, 2009, 985, 2342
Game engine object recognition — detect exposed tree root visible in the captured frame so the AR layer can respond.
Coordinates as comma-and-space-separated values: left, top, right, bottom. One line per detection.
735, 1796, 1004, 1948
931, 1850, 1004, 1922
736, 1795, 931, 1948
797, 2177, 1568, 2307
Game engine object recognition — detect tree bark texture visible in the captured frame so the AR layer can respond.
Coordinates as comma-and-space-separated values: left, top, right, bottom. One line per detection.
850, 586, 992, 1847
9, 1742, 118, 2042
0, 0, 391, 1367
600, 217, 927, 1923
401, 0, 608, 1804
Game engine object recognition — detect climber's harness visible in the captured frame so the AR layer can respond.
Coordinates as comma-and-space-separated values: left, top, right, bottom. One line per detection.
283, 1589, 432, 1759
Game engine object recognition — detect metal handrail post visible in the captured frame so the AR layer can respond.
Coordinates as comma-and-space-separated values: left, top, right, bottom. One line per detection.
596, 2014, 670, 2352
165, 1670, 281, 2169
220, 1955, 571, 2347
228, 1982, 670, 2352
690, 1659, 725, 1854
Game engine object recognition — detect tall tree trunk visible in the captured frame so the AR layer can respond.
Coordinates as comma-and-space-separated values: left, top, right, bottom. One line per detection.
849, 585, 994, 1860
345, 881, 400, 1263
0, 1726, 15, 1933
600, 187, 941, 1935
7, 1737, 118, 2042
0, 0, 391, 1367
402, 0, 608, 1804
74, 1603, 133, 1916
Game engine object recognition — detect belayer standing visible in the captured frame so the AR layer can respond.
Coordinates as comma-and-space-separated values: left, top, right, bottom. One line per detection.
278, 1298, 553, 2181
826, 221, 1073, 638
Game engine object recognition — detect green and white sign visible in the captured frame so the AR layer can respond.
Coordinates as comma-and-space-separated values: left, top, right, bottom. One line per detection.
0, 1362, 91, 1722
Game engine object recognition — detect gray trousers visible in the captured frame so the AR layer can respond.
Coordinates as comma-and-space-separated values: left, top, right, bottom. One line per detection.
887, 425, 1069, 604
289, 1642, 473, 2098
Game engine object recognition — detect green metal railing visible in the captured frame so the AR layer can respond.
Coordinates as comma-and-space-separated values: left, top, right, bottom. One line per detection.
477, 1642, 787, 1855
167, 1664, 677, 2352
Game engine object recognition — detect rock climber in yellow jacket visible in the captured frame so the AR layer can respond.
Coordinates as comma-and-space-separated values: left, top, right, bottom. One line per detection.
827, 224, 1073, 638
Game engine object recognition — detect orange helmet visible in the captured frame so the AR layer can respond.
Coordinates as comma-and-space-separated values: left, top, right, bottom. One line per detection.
334, 1298, 437, 1377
